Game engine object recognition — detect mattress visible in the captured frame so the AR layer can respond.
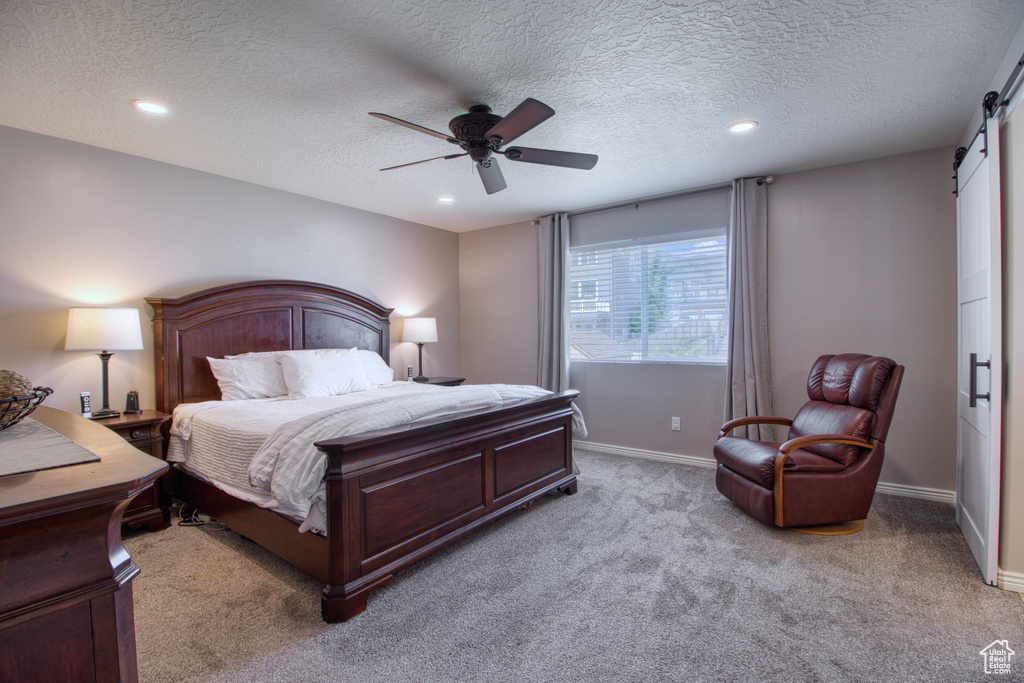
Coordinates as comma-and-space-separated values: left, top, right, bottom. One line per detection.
168, 382, 560, 533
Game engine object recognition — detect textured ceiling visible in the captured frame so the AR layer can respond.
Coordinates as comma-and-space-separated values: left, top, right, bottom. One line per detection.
1, 0, 1022, 232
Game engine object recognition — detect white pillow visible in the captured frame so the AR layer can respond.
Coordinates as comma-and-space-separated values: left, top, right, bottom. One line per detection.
207, 356, 289, 401
225, 350, 282, 360
278, 348, 372, 398
356, 350, 395, 384
229, 348, 394, 385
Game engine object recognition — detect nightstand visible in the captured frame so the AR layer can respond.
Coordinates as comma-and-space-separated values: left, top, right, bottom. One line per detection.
94, 410, 171, 531
416, 376, 466, 387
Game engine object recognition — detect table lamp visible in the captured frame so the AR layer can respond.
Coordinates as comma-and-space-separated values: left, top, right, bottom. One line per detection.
402, 317, 437, 382
65, 307, 144, 419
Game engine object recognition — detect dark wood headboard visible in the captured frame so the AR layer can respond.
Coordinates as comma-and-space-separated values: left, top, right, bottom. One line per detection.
146, 280, 393, 413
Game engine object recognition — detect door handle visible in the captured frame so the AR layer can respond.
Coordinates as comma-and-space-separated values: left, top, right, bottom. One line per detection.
969, 352, 991, 408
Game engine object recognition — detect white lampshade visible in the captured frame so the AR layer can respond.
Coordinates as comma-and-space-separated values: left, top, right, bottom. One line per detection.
402, 317, 438, 344
65, 307, 144, 351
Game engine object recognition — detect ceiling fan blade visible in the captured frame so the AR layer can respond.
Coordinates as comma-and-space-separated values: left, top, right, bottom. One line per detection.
485, 98, 555, 146
476, 158, 507, 194
369, 112, 461, 144
503, 146, 598, 170
380, 153, 467, 171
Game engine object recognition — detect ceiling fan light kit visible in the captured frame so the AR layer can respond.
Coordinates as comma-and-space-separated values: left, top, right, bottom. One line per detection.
370, 98, 598, 194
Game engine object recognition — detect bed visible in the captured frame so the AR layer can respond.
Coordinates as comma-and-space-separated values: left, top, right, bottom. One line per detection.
146, 279, 578, 622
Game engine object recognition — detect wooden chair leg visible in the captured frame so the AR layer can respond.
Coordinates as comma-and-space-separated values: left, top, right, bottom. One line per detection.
787, 520, 865, 535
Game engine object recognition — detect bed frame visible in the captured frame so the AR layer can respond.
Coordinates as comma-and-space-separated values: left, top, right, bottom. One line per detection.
146, 280, 578, 622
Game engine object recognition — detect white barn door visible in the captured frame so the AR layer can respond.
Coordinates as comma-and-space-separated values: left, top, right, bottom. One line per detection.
956, 114, 1003, 586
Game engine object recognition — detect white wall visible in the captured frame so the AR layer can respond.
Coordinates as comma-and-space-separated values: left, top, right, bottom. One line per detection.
0, 125, 460, 415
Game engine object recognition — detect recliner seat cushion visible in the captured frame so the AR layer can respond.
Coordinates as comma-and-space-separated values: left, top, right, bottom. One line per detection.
714, 438, 847, 489
784, 448, 849, 475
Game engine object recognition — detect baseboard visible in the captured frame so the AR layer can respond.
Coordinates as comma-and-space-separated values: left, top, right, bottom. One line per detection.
575, 441, 716, 470
575, 441, 956, 504
874, 481, 956, 505
997, 569, 1024, 594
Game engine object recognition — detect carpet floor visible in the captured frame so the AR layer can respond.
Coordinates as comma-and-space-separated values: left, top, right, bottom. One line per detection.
124, 449, 1024, 682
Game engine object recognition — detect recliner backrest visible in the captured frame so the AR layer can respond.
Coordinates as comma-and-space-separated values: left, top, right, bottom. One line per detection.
788, 354, 900, 466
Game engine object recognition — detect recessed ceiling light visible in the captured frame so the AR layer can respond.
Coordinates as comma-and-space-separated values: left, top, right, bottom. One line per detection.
133, 100, 168, 115
437, 196, 455, 204
729, 121, 757, 133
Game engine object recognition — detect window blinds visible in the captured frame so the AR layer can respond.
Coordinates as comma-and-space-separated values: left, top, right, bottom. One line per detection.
568, 186, 730, 362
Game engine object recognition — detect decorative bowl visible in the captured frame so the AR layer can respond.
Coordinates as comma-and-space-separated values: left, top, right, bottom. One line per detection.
0, 387, 54, 431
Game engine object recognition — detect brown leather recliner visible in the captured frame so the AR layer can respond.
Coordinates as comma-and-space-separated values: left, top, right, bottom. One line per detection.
713, 353, 904, 533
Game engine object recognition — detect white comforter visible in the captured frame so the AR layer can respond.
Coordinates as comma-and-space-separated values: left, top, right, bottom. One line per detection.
170, 382, 573, 533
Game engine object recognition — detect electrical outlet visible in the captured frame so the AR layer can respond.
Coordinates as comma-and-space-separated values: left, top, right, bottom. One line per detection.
671, 417, 681, 431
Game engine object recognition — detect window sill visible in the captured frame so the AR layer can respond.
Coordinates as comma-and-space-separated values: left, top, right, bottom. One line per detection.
571, 358, 726, 367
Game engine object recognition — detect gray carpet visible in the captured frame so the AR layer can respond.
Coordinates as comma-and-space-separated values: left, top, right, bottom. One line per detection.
124, 450, 1024, 682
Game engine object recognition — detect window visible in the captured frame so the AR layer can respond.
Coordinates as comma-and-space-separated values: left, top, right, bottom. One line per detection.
568, 231, 728, 362
572, 280, 597, 299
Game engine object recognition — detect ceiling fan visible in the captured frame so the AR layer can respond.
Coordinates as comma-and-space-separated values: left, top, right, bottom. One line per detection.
369, 98, 598, 195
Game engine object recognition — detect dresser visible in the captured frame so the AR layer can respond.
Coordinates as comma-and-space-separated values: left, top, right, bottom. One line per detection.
0, 407, 167, 683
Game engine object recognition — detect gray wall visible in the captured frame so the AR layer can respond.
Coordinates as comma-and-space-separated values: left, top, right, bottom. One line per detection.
768, 147, 957, 491
570, 361, 726, 457
0, 125, 460, 415
458, 220, 539, 385
460, 146, 958, 491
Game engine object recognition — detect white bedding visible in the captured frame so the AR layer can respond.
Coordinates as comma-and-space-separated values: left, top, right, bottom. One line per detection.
168, 382, 579, 534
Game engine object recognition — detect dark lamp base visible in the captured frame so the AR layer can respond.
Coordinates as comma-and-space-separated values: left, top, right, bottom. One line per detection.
90, 409, 120, 420
413, 376, 429, 383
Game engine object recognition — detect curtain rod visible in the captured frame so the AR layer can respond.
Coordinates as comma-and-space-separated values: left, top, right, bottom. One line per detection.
563, 175, 773, 219
529, 176, 772, 224
566, 181, 732, 218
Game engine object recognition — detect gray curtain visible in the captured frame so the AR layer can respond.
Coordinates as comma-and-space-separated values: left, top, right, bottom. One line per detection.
537, 213, 570, 393
724, 178, 774, 439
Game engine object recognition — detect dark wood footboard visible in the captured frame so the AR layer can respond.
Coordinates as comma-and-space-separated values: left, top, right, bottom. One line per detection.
316, 389, 577, 622
171, 390, 577, 622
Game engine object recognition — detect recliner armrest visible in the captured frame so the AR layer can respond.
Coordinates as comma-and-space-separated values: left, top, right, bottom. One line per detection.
777, 434, 875, 460
718, 415, 793, 439
772, 435, 875, 526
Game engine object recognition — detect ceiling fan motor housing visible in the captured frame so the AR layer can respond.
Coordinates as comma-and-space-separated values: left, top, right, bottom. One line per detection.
448, 105, 502, 141
449, 105, 504, 162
